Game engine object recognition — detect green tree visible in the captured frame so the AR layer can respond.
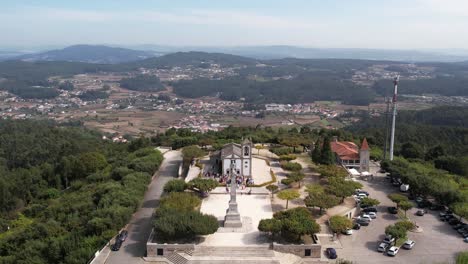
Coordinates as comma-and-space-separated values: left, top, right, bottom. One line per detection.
327, 177, 362, 202
258, 218, 282, 237
304, 192, 340, 214
78, 152, 108, 175
311, 139, 321, 163
359, 197, 380, 208
277, 189, 300, 209
272, 207, 320, 242
452, 202, 468, 221
320, 136, 335, 165
288, 172, 305, 187
266, 184, 279, 198
182, 145, 205, 166
400, 142, 424, 159
385, 224, 407, 246
398, 200, 413, 217
388, 193, 408, 208
153, 208, 218, 241
329, 215, 353, 234
188, 178, 218, 194
163, 179, 188, 193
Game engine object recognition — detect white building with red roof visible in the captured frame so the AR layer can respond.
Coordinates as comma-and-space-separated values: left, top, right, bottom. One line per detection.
330, 137, 370, 172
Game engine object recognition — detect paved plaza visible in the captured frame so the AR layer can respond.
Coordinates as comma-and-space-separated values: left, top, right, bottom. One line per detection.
199, 193, 273, 246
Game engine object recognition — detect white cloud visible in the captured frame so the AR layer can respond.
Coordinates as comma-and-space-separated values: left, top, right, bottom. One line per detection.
417, 0, 468, 16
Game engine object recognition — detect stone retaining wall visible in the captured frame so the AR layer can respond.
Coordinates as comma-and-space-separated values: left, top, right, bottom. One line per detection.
146, 230, 195, 257
272, 243, 322, 258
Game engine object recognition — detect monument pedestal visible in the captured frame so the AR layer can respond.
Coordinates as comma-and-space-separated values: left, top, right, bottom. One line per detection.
224, 201, 242, 228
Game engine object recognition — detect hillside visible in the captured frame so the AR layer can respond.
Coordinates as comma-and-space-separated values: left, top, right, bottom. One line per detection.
130, 51, 257, 68
15, 45, 157, 64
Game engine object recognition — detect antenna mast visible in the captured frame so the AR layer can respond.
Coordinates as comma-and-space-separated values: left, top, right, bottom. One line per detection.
389, 75, 399, 161
383, 97, 391, 160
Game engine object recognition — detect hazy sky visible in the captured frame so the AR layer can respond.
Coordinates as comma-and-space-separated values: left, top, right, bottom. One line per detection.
2, 0, 468, 49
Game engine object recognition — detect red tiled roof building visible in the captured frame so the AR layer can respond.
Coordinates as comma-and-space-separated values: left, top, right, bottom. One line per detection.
330, 137, 370, 172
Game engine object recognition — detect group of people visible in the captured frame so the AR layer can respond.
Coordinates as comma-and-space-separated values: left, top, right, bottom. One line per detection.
203, 171, 255, 186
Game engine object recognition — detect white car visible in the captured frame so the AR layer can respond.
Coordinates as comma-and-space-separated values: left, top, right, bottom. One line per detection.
360, 214, 373, 221
387, 246, 399, 256
377, 242, 390, 252
342, 228, 353, 235
368, 212, 377, 219
403, 240, 415, 249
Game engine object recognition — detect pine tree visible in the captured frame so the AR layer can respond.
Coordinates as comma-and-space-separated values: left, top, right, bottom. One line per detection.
311, 139, 321, 163
320, 137, 335, 165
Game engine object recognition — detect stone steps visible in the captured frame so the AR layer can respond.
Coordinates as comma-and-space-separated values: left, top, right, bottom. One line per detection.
166, 252, 189, 264
192, 246, 274, 258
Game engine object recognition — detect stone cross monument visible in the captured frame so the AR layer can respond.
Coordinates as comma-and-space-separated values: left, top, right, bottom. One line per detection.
224, 162, 242, 228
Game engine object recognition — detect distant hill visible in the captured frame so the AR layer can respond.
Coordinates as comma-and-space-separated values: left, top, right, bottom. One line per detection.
15, 45, 158, 64
130, 51, 257, 68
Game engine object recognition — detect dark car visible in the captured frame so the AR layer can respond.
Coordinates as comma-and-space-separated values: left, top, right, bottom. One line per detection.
353, 223, 361, 230
430, 204, 445, 211
388, 207, 398, 214
449, 219, 461, 226
453, 223, 466, 230
356, 219, 370, 226
326, 248, 337, 259
363, 207, 378, 213
111, 240, 123, 251
118, 230, 128, 242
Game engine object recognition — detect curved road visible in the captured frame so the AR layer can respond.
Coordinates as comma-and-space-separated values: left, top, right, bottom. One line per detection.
106, 150, 182, 264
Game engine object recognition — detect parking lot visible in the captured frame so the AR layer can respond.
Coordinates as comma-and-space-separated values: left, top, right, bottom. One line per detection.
336, 163, 467, 264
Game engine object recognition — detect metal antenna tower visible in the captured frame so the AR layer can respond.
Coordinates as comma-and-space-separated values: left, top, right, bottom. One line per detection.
383, 97, 391, 160
389, 75, 399, 161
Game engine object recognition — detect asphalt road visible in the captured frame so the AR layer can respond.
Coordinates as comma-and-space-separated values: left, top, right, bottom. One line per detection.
106, 150, 182, 264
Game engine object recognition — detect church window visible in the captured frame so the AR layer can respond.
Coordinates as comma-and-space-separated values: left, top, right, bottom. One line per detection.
244, 146, 249, 156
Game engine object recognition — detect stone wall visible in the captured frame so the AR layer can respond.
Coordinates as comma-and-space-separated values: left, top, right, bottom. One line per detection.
272, 243, 322, 258
146, 230, 195, 257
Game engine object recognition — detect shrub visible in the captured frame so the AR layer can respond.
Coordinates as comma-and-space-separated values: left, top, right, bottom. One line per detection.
153, 208, 218, 241
270, 147, 294, 156
159, 192, 201, 212
280, 161, 302, 171
279, 154, 297, 161
164, 179, 188, 193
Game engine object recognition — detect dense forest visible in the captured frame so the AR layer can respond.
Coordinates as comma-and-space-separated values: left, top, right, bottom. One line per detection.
78, 90, 110, 101
172, 73, 375, 105
1, 52, 468, 101
119, 75, 164, 92
0, 120, 163, 264
348, 106, 468, 176
373, 76, 468, 96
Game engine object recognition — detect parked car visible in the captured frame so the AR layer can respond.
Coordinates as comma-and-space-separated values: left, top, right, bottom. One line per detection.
368, 212, 377, 219
111, 240, 123, 251
403, 240, 415, 249
388, 207, 398, 214
118, 230, 128, 242
416, 209, 427, 216
342, 229, 353, 235
377, 242, 390, 252
358, 214, 372, 222
464, 237, 468, 243
387, 246, 399, 256
355, 189, 369, 196
326, 248, 337, 259
400, 184, 409, 192
356, 219, 370, 226
453, 223, 466, 230
449, 219, 461, 226
353, 223, 361, 230
457, 228, 468, 235
355, 193, 368, 199
429, 204, 445, 211
363, 207, 378, 213
383, 235, 395, 245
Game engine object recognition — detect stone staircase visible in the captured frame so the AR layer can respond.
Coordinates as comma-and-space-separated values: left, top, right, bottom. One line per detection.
166, 252, 189, 264
164, 245, 281, 264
